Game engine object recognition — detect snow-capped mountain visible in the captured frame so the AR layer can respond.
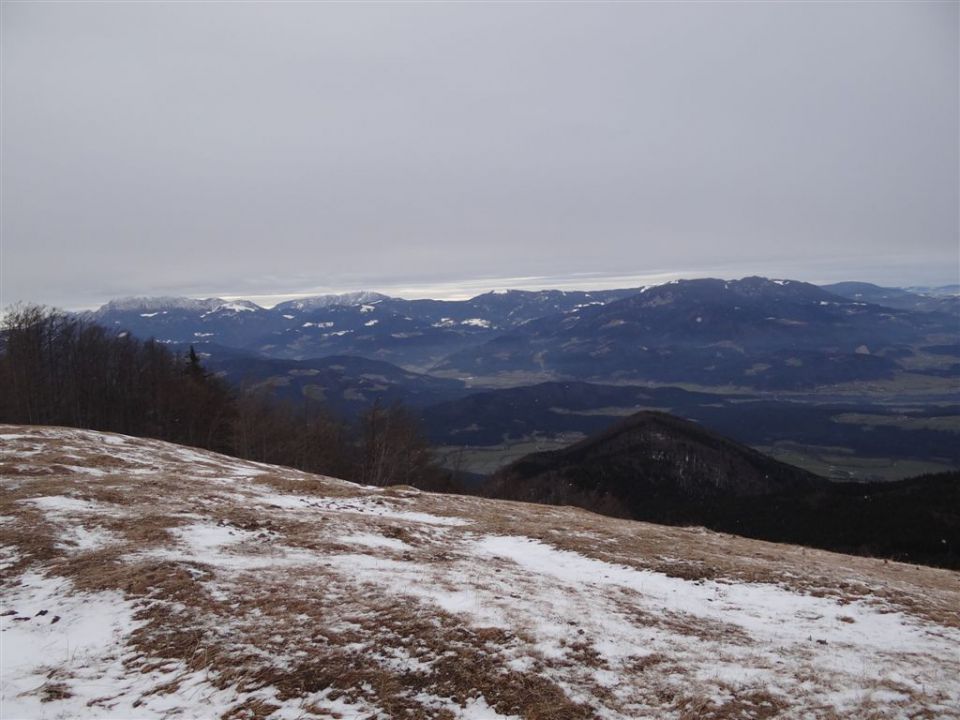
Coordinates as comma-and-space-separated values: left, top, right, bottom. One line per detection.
79, 287, 645, 369
95, 296, 242, 314
82, 296, 280, 349
273, 291, 390, 313
78, 277, 959, 385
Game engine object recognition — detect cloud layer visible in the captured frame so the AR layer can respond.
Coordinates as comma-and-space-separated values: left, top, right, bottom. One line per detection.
3, 2, 957, 308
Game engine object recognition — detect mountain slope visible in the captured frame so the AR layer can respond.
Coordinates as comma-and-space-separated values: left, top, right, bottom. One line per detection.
489, 412, 960, 566
2, 426, 958, 719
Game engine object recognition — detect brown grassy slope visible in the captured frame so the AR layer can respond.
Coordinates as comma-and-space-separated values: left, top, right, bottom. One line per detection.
2, 425, 959, 720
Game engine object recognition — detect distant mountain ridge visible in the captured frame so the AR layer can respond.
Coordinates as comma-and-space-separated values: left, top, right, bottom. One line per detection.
273, 291, 390, 312
97, 296, 259, 313
436, 276, 958, 388
78, 276, 959, 387
821, 281, 960, 314
81, 286, 645, 369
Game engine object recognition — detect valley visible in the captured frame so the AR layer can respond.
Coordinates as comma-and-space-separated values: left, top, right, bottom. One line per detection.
78, 277, 960, 481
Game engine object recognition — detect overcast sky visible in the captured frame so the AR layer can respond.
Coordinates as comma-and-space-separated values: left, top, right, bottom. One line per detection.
2, 1, 957, 309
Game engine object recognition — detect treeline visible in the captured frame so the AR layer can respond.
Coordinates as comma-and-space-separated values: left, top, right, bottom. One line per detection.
0, 305, 455, 490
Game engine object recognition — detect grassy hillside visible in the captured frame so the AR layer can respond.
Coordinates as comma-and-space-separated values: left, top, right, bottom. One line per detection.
2, 425, 959, 718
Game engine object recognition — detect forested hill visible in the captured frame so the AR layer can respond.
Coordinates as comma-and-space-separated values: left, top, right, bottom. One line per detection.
488, 411, 960, 568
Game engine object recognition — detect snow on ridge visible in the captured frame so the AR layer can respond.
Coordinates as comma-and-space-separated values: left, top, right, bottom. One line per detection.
277, 291, 389, 312
96, 297, 263, 316
206, 300, 260, 314
98, 296, 225, 314
461, 318, 492, 328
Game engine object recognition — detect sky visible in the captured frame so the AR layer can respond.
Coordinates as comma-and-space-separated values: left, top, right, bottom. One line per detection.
2, 1, 958, 310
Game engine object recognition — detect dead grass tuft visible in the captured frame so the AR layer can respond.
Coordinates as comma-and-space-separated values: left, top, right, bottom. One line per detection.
219, 697, 281, 719
653, 561, 720, 582
100, 513, 184, 546
676, 688, 787, 719
625, 653, 668, 673
38, 681, 73, 703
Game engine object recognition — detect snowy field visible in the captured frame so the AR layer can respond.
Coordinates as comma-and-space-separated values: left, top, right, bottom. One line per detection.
2, 425, 959, 719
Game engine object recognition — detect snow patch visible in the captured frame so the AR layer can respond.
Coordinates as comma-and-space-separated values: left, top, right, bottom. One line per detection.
252, 492, 469, 526
340, 533, 410, 551
212, 301, 259, 313
56, 524, 120, 553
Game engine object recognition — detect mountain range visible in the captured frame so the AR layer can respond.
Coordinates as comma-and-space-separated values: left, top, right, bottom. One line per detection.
435, 277, 957, 388
72, 276, 959, 479
83, 277, 959, 391
85, 287, 639, 370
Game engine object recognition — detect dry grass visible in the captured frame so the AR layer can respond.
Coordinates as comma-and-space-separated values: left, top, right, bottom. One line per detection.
38, 681, 74, 703
3, 424, 959, 719
676, 689, 786, 720
253, 472, 362, 499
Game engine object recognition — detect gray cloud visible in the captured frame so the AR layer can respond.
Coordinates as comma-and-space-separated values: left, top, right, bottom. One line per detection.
2, 1, 957, 309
